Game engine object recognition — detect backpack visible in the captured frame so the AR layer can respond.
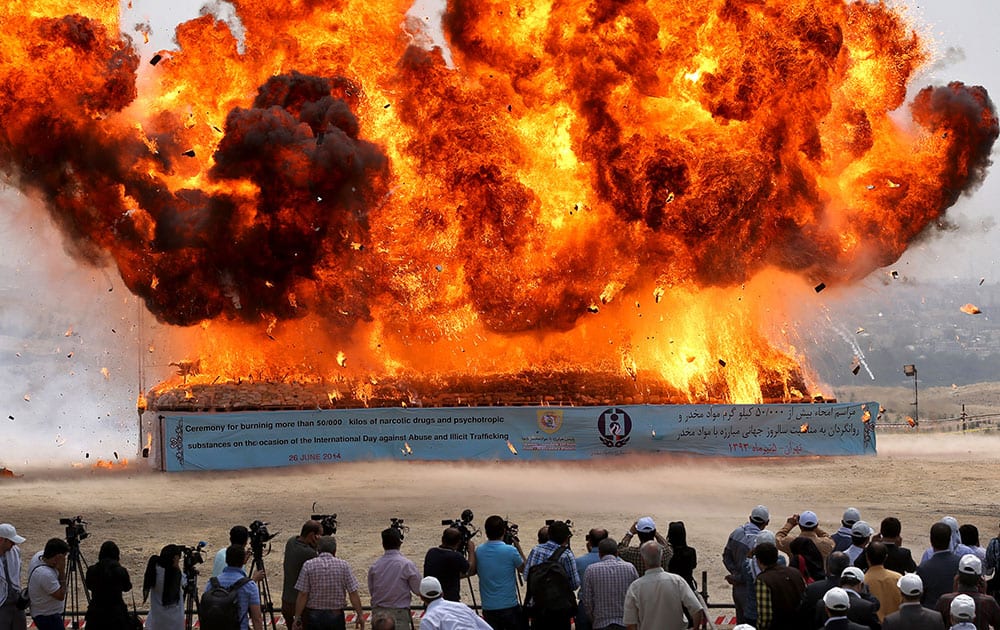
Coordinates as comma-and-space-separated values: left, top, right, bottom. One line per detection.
526, 546, 576, 613
199, 576, 251, 630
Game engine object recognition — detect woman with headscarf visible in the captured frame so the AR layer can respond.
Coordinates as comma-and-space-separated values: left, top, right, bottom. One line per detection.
788, 536, 826, 584
143, 544, 185, 630
84, 541, 134, 629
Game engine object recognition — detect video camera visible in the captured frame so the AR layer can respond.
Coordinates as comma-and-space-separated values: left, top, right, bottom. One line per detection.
390, 518, 409, 541
60, 516, 88, 546
249, 520, 278, 557
180, 542, 207, 575
503, 519, 519, 546
545, 519, 574, 539
311, 514, 338, 536
442, 508, 480, 556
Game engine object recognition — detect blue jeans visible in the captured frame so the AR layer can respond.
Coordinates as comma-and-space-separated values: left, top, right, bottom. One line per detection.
304, 608, 345, 630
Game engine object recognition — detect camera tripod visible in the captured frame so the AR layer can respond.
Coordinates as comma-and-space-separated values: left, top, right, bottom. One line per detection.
182, 563, 201, 629
64, 538, 90, 629
250, 544, 278, 630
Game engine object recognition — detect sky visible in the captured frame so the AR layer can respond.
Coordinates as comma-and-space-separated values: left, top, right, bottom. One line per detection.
0, 0, 997, 468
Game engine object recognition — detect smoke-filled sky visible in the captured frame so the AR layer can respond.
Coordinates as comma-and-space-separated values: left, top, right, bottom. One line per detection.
0, 0, 997, 468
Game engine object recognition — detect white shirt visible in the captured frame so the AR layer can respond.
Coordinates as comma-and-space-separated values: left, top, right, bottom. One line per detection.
420, 598, 492, 630
145, 565, 187, 630
0, 546, 22, 607
26, 552, 63, 617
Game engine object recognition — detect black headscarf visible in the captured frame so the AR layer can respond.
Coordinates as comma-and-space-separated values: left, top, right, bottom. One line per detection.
143, 544, 182, 606
99, 541, 121, 562
789, 536, 826, 583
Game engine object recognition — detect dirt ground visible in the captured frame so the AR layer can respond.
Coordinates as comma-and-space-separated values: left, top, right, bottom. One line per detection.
4, 430, 999, 624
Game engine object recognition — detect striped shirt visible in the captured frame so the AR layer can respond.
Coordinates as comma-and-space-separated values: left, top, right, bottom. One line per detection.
294, 553, 359, 610
580, 555, 639, 629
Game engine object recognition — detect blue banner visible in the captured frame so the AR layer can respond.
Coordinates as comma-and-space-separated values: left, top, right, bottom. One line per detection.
158, 402, 878, 471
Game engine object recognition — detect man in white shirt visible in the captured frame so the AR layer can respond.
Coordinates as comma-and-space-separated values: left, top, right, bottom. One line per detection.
25, 539, 68, 630
0, 524, 27, 630
417, 577, 491, 630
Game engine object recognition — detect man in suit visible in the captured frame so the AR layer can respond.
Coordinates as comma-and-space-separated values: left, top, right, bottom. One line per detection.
799, 552, 851, 628
813, 567, 880, 630
935, 554, 1000, 630
821, 587, 870, 630
918, 523, 961, 608
883, 574, 945, 630
856, 517, 917, 574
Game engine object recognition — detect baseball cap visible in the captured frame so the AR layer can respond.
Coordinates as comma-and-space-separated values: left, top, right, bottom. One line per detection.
419, 576, 443, 599
636, 517, 656, 533
959, 553, 983, 576
951, 594, 976, 621
841, 566, 865, 583
0, 524, 25, 544
842, 508, 861, 525
851, 521, 873, 537
734, 626, 757, 630
897, 573, 923, 596
750, 505, 770, 524
823, 587, 851, 612
799, 511, 819, 528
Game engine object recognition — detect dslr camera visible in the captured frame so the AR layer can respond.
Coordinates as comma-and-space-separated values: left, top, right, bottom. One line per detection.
442, 509, 480, 556
60, 516, 88, 545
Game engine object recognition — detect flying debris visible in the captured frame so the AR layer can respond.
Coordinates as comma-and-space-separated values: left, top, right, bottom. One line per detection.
960, 303, 982, 315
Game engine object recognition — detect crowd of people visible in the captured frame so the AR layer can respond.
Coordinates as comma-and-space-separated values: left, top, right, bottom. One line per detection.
1, 508, 999, 630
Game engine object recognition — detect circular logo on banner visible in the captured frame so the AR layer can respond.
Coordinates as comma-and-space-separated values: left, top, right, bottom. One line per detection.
598, 408, 631, 448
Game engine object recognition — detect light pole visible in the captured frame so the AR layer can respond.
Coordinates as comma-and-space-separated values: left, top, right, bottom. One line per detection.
903, 364, 918, 425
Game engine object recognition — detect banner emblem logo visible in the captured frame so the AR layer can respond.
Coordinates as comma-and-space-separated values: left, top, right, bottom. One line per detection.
538, 410, 563, 434
598, 408, 631, 447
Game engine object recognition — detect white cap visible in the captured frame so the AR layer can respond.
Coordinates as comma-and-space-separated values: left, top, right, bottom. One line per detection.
842, 508, 861, 525
897, 573, 923, 596
799, 511, 818, 528
951, 594, 976, 621
851, 521, 873, 537
841, 566, 865, 583
823, 587, 851, 612
959, 553, 983, 576
0, 524, 25, 544
419, 576, 443, 599
734, 625, 757, 630
636, 517, 656, 533
750, 505, 770, 525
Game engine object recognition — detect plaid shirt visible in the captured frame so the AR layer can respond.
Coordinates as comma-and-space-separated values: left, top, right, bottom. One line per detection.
523, 542, 580, 590
580, 556, 639, 629
295, 553, 359, 610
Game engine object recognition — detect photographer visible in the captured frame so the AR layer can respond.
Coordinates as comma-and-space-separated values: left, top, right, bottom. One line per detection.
84, 541, 133, 630
213, 526, 250, 578
367, 528, 420, 630
25, 538, 69, 630
143, 544, 184, 630
281, 521, 321, 627
476, 515, 526, 630
424, 528, 476, 602
0, 524, 27, 630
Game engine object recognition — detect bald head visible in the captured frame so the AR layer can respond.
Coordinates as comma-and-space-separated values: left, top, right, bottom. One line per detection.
639, 540, 662, 569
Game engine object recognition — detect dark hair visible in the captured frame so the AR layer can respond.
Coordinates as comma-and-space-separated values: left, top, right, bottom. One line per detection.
442, 527, 462, 547
537, 526, 549, 544
43, 538, 69, 559
301, 521, 322, 537
930, 522, 952, 550
958, 572, 980, 588
381, 528, 402, 550
866, 541, 888, 565
880, 517, 902, 538
826, 551, 850, 576
226, 544, 246, 567
229, 525, 250, 546
960, 524, 980, 547
789, 536, 825, 581
98, 540, 121, 562
484, 515, 506, 540
143, 545, 182, 606
587, 528, 609, 545
548, 521, 570, 545
755, 542, 779, 566
667, 521, 688, 547
597, 538, 618, 557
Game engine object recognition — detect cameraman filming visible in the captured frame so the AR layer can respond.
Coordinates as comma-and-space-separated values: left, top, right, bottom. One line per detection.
424, 527, 476, 602
213, 526, 250, 578
281, 521, 321, 627
475, 516, 526, 630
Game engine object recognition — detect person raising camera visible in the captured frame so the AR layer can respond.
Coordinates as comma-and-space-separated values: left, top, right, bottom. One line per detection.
424, 528, 476, 602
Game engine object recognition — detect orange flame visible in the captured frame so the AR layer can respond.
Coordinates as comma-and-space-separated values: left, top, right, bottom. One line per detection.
800, 423, 809, 433
0, 0, 996, 404
506, 440, 519, 455
906, 416, 917, 427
